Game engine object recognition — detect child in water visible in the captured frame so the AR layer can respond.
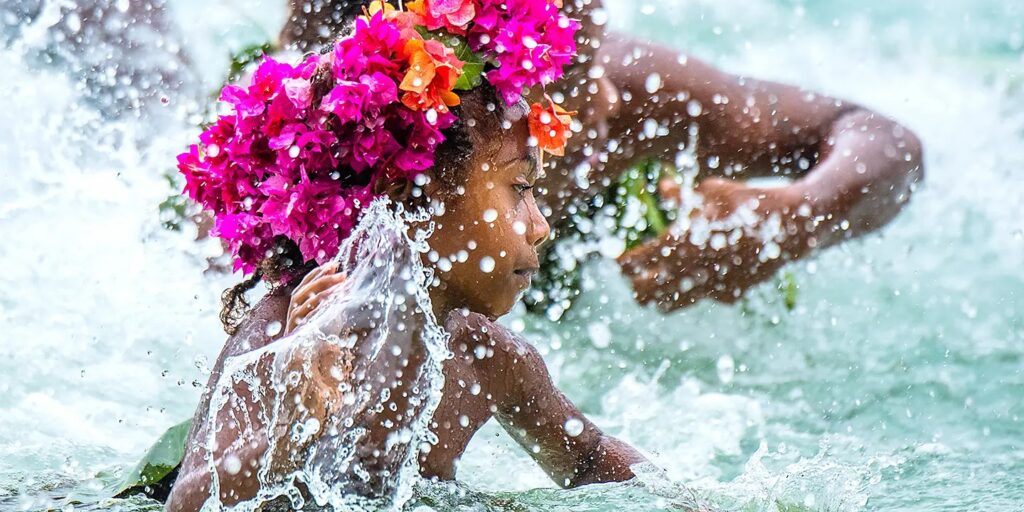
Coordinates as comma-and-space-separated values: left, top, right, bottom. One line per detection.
166, 3, 647, 510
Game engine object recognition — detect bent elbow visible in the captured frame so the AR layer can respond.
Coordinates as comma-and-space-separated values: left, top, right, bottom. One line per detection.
899, 123, 925, 187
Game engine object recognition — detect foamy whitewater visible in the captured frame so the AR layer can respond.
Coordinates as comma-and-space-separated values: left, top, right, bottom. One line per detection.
1, 0, 1022, 511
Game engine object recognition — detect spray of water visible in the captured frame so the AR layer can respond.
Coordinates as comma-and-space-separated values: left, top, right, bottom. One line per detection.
198, 199, 450, 512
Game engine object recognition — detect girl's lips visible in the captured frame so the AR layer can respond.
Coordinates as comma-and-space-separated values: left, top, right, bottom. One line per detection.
512, 267, 539, 288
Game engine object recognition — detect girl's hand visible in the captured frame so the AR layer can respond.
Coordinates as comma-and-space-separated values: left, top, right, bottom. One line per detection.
285, 263, 347, 335
618, 179, 811, 312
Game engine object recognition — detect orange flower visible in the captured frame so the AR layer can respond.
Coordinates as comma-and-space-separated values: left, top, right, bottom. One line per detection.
399, 38, 464, 113
528, 95, 575, 156
364, 1, 422, 35
366, 0, 396, 16
406, 0, 476, 33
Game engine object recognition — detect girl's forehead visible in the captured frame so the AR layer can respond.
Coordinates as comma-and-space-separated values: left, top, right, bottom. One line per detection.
485, 117, 532, 163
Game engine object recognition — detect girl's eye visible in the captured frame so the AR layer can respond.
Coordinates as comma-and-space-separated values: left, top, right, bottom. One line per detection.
513, 183, 534, 196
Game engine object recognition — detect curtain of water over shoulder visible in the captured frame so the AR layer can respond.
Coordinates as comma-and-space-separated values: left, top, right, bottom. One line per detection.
194, 199, 449, 511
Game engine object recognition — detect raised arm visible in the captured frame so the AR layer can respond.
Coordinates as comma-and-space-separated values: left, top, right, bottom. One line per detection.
565, 32, 923, 310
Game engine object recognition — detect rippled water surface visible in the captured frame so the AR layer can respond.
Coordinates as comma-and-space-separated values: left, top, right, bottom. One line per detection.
1, 0, 1021, 511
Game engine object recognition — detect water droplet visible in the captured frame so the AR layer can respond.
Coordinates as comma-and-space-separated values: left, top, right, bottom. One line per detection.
265, 321, 282, 337
305, 417, 321, 434
479, 256, 495, 273
716, 355, 735, 384
512, 221, 527, 235
469, 383, 481, 395
598, 237, 625, 258
563, 418, 584, 437
645, 73, 662, 93
425, 108, 438, 125
587, 321, 612, 349
64, 12, 81, 32
687, 99, 703, 117
459, 415, 470, 428
482, 209, 498, 223
206, 144, 220, 157
288, 145, 300, 158
643, 118, 658, 138
224, 454, 242, 475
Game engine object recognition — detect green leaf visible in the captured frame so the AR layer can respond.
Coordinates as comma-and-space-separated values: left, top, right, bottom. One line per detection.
612, 159, 674, 251
111, 419, 192, 498
781, 271, 799, 311
227, 41, 275, 83
451, 39, 486, 90
454, 60, 485, 90
415, 27, 487, 91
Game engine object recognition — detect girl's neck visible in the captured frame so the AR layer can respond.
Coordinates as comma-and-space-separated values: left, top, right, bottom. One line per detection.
427, 285, 459, 325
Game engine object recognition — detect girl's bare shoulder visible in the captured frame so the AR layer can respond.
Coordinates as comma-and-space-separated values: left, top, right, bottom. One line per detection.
444, 310, 541, 365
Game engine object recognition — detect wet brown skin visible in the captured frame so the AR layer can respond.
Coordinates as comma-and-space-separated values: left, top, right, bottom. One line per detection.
166, 116, 646, 512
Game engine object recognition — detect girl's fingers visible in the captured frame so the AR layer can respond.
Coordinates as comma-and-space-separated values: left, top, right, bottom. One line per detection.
296, 264, 335, 296
288, 265, 335, 334
296, 261, 333, 290
299, 274, 347, 305
287, 277, 348, 334
301, 281, 346, 316
293, 264, 340, 304
290, 287, 335, 327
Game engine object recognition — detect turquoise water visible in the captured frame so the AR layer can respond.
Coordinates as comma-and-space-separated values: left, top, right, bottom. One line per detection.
1, 0, 1022, 511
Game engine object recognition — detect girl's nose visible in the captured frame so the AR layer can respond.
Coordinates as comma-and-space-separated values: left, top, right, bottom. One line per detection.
526, 201, 550, 248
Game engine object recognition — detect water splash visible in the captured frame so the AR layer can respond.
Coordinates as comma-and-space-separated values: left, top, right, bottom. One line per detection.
200, 199, 450, 512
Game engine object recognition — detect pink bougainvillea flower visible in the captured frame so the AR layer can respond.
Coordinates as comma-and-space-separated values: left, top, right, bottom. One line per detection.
211, 212, 275, 274
471, 0, 579, 104
177, 0, 579, 277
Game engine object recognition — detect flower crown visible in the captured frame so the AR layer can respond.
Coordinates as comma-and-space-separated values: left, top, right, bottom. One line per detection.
177, 0, 580, 276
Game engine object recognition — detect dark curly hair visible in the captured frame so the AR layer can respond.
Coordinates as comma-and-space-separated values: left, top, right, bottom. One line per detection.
218, 59, 515, 334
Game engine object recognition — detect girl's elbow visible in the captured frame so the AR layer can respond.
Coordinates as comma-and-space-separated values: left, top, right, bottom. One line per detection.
893, 120, 925, 186
165, 467, 219, 512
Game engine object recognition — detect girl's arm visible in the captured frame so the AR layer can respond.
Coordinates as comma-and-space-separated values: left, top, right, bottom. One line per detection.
166, 345, 340, 511
546, 27, 923, 310
497, 337, 646, 486
167, 268, 350, 512
454, 314, 647, 487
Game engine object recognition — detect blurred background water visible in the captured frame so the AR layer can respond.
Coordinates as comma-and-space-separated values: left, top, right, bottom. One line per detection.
0, 0, 1021, 511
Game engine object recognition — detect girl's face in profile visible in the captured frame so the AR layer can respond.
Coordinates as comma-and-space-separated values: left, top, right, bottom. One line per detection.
428, 117, 550, 319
